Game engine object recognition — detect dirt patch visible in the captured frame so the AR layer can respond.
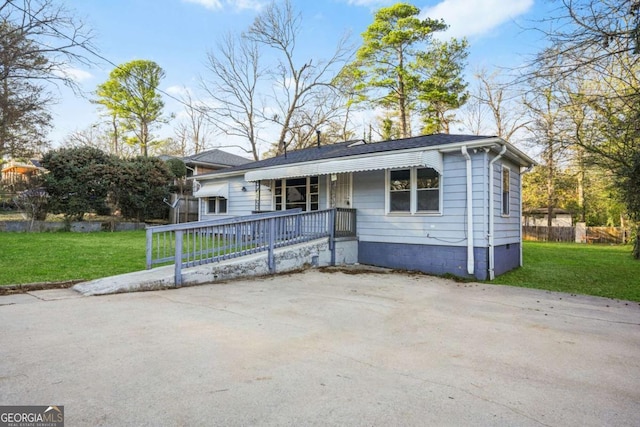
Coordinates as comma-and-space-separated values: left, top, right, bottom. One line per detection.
318, 265, 392, 275
0, 280, 84, 295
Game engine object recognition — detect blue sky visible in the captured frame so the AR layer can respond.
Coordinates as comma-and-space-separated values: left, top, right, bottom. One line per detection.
50, 0, 552, 153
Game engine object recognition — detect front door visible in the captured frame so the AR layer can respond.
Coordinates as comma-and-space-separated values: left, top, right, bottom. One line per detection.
330, 173, 352, 208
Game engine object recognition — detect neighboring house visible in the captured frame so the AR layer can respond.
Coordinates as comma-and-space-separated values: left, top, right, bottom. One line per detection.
1, 159, 45, 190
523, 208, 573, 227
182, 149, 252, 177
190, 134, 535, 280
161, 149, 252, 223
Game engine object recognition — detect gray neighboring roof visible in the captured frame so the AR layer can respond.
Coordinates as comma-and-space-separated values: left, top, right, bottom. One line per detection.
184, 149, 252, 167
194, 133, 533, 179
524, 208, 573, 215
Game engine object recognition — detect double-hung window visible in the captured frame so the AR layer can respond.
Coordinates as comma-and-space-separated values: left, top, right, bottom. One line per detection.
501, 166, 510, 216
388, 167, 441, 214
207, 197, 227, 214
389, 169, 411, 212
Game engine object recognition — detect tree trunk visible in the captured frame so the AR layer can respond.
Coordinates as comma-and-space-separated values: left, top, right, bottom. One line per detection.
546, 161, 554, 240
633, 226, 640, 260
397, 52, 408, 138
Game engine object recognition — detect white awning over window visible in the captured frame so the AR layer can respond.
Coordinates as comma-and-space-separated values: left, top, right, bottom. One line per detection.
193, 182, 229, 198
244, 150, 443, 181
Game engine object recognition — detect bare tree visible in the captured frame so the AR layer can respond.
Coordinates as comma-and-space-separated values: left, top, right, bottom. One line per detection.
462, 69, 528, 140
476, 70, 529, 141
0, 0, 94, 158
526, 0, 640, 257
523, 76, 573, 238
532, 0, 639, 83
247, 0, 352, 155
461, 86, 487, 136
201, 32, 264, 161
65, 123, 137, 157
173, 87, 211, 156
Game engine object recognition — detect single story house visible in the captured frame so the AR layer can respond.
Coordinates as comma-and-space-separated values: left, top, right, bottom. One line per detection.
160, 148, 252, 179
523, 208, 573, 227
180, 149, 252, 177
190, 134, 535, 280
160, 149, 252, 222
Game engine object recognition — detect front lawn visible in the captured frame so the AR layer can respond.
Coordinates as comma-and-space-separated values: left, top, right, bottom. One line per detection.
2, 232, 639, 302
492, 241, 640, 302
0, 230, 146, 285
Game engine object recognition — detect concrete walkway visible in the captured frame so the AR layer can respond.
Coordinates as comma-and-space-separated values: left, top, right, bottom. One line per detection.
1, 270, 639, 426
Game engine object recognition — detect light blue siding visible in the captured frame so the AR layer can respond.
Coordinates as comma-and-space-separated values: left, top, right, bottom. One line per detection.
319, 177, 329, 208
354, 152, 490, 248
199, 176, 271, 221
195, 149, 524, 251
492, 157, 522, 246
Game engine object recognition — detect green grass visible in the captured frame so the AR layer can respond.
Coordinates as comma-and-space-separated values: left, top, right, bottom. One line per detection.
2, 231, 639, 302
491, 241, 640, 302
0, 230, 146, 285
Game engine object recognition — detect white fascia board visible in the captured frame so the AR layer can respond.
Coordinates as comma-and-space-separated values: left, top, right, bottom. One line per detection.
187, 169, 246, 181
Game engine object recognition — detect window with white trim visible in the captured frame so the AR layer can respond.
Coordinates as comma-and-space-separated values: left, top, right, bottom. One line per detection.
387, 167, 441, 214
207, 197, 227, 214
501, 166, 510, 216
273, 176, 319, 211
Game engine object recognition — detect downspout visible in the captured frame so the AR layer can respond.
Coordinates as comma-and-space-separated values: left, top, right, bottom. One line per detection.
193, 179, 202, 221
461, 146, 474, 276
488, 145, 507, 280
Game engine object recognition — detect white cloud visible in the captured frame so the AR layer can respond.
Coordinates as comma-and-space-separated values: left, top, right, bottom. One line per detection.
182, 0, 222, 11
52, 66, 93, 83
420, 0, 533, 39
182, 0, 266, 12
166, 85, 191, 97
233, 0, 267, 11
345, 0, 394, 6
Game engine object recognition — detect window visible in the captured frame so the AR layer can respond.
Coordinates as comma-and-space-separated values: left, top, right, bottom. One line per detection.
417, 168, 439, 211
207, 197, 227, 214
502, 166, 510, 216
387, 167, 440, 214
389, 169, 411, 212
273, 176, 319, 211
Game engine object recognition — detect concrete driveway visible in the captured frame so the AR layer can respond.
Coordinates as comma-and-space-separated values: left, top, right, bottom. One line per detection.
1, 269, 639, 426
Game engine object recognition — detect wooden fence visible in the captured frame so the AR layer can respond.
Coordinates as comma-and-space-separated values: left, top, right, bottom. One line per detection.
582, 227, 630, 244
523, 226, 629, 244
523, 226, 575, 242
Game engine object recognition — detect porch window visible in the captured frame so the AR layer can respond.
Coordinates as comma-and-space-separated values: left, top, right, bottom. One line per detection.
502, 166, 510, 216
273, 176, 319, 211
389, 169, 411, 212
387, 167, 441, 214
207, 197, 227, 214
416, 167, 439, 211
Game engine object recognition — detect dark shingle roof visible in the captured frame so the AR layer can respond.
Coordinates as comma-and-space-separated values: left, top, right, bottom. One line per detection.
185, 149, 252, 167
198, 134, 494, 177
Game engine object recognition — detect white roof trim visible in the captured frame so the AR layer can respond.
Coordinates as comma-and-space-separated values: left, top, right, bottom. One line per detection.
244, 150, 443, 181
193, 182, 228, 198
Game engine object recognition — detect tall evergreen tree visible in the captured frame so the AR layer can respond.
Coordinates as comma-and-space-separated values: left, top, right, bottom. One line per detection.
347, 2, 468, 138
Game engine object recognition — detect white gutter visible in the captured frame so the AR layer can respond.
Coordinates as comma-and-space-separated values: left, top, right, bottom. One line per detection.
437, 138, 503, 153
461, 146, 474, 275
488, 145, 507, 280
